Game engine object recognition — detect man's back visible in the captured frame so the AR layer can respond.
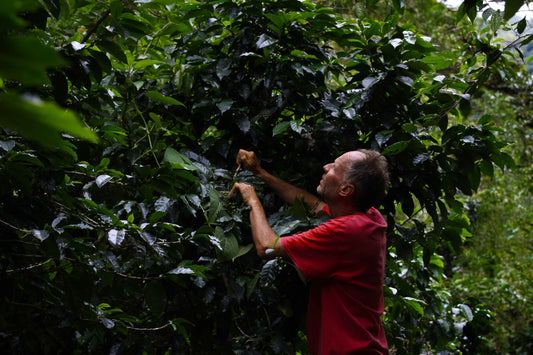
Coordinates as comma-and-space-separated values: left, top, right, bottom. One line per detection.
282, 207, 389, 354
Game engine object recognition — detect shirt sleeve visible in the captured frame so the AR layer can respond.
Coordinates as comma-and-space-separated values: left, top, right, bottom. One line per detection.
281, 217, 353, 280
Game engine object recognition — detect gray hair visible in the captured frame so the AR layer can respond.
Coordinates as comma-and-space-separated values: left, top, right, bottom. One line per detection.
344, 149, 390, 211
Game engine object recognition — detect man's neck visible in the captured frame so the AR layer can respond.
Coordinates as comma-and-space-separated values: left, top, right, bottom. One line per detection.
327, 202, 362, 218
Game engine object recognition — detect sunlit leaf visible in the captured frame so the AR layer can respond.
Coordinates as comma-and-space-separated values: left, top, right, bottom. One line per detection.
95, 174, 113, 188
32, 229, 50, 242
256, 34, 277, 48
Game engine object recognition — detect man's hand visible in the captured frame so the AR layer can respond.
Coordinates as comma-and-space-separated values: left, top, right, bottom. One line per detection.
229, 182, 286, 259
236, 149, 262, 175
229, 182, 260, 207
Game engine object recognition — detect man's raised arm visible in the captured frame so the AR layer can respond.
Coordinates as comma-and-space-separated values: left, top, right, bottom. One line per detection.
236, 149, 325, 214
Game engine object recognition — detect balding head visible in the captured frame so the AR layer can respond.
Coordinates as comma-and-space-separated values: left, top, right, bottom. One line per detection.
343, 149, 389, 211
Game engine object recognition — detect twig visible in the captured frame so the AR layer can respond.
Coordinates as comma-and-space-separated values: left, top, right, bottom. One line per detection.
6, 258, 53, 274
235, 321, 251, 338
64, 170, 128, 186
133, 101, 161, 168
0, 218, 30, 234
81, 9, 111, 44
126, 322, 172, 331
114, 272, 160, 280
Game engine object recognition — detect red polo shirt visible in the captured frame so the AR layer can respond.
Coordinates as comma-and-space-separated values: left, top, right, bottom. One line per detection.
281, 206, 389, 354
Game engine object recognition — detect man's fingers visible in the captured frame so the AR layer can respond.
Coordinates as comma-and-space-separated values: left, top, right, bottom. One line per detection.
236, 149, 247, 165
228, 184, 238, 197
232, 163, 241, 181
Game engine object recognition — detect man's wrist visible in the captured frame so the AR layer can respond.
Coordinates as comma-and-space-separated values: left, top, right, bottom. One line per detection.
253, 167, 267, 179
248, 198, 263, 210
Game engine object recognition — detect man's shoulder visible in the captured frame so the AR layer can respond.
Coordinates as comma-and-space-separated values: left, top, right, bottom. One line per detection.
364, 207, 387, 227
323, 207, 387, 233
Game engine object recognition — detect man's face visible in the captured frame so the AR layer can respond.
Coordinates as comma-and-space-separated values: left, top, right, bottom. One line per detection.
317, 151, 363, 202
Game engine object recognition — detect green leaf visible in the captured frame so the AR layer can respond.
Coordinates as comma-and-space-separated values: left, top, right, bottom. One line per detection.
457, 304, 474, 322
273, 220, 302, 236
110, 0, 123, 18
97, 40, 128, 64
392, 0, 406, 14
108, 229, 125, 246
492, 151, 516, 170
207, 188, 222, 224
146, 91, 186, 106
32, 229, 50, 242
0, 35, 66, 85
216, 99, 233, 113
516, 17, 527, 34
256, 34, 277, 49
163, 148, 197, 170
504, 0, 525, 21
168, 262, 209, 278
479, 159, 494, 178
421, 56, 452, 70
272, 121, 291, 136
382, 141, 409, 155
133, 59, 166, 70
232, 244, 253, 261
223, 234, 239, 260
478, 114, 493, 126
265, 13, 289, 33
0, 93, 98, 153
95, 174, 113, 188
403, 297, 425, 316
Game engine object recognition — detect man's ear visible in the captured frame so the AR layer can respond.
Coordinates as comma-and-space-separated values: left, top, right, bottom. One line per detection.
338, 183, 355, 197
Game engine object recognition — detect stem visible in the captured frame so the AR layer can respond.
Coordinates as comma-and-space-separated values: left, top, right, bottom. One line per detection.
133, 101, 161, 168
126, 322, 172, 331
6, 258, 54, 274
81, 9, 111, 44
0, 218, 31, 235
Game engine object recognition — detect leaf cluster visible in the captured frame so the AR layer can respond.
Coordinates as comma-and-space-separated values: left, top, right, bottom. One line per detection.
0, 0, 527, 353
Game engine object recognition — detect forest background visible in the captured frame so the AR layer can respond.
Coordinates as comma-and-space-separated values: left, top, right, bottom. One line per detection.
0, 0, 531, 353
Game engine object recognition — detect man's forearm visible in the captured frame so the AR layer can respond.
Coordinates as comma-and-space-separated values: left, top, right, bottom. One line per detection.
248, 200, 286, 259
254, 168, 324, 213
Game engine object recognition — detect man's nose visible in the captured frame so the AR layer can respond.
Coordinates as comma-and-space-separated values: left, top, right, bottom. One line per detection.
323, 163, 332, 171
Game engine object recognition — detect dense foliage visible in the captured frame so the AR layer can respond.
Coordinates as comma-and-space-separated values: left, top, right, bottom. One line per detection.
0, 0, 530, 353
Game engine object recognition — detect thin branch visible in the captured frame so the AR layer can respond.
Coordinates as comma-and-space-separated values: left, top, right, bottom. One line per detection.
133, 101, 161, 168
64, 170, 128, 186
235, 321, 251, 338
81, 9, 111, 44
50, 200, 100, 228
6, 258, 53, 274
126, 322, 173, 331
63, 257, 162, 281
0, 218, 30, 234
114, 272, 160, 280
0, 239, 38, 246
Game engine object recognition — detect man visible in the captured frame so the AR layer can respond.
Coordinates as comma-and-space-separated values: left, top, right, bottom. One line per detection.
230, 149, 390, 354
